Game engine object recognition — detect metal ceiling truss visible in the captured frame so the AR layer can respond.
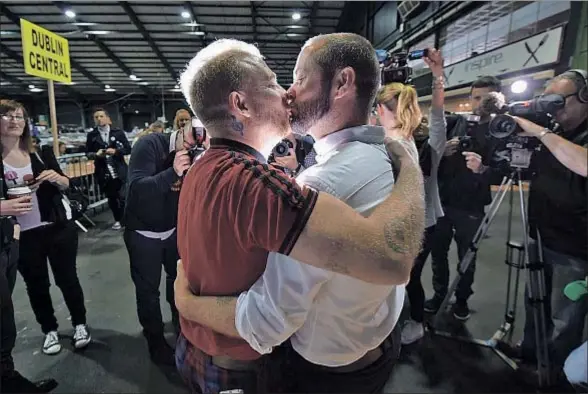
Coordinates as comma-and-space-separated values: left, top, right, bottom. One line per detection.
0, 1, 347, 99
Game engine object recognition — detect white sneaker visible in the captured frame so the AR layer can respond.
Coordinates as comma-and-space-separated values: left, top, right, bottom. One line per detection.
112, 222, 122, 230
43, 331, 61, 355
401, 320, 424, 345
73, 324, 91, 349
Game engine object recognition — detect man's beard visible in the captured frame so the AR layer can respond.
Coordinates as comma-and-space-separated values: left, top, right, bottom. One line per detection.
290, 81, 331, 135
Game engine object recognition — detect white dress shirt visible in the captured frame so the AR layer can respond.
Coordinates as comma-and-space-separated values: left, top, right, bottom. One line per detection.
235, 125, 405, 367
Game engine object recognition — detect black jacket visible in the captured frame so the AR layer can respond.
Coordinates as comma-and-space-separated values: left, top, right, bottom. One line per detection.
528, 121, 588, 260
85, 127, 131, 184
124, 133, 180, 232
438, 116, 496, 213
1, 146, 71, 225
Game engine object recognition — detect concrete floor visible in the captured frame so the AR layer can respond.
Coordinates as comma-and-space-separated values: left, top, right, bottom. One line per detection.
9, 196, 568, 393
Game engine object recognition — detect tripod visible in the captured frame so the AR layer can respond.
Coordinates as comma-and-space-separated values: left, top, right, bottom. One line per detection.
427, 167, 552, 388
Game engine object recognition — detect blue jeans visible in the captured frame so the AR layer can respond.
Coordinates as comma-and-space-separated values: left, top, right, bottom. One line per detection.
521, 242, 588, 369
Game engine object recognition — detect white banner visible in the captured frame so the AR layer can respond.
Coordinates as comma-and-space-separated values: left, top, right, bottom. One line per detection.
443, 26, 564, 89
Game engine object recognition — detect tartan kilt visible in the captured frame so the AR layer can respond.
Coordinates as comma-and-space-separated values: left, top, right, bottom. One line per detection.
176, 333, 271, 394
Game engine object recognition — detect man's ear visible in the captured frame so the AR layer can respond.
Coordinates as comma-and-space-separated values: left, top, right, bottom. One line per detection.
333, 66, 356, 100
228, 91, 251, 120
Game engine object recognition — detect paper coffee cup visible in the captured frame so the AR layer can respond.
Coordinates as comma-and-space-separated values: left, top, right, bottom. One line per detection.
7, 186, 33, 199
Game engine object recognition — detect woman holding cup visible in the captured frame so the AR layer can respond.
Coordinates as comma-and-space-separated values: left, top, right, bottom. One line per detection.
1, 99, 90, 356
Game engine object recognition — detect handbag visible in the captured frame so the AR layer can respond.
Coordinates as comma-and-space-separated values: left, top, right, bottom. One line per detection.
34, 151, 88, 221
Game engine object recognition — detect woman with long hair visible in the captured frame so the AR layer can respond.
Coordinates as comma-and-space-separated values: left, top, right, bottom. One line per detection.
0, 99, 90, 355
132, 120, 165, 148
173, 109, 192, 131
375, 49, 447, 345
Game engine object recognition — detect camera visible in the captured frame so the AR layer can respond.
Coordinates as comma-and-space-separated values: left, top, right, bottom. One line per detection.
185, 117, 207, 161
272, 139, 294, 157
484, 93, 565, 139
378, 48, 429, 85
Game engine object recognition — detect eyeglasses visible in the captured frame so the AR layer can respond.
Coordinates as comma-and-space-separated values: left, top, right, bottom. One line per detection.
1, 114, 25, 122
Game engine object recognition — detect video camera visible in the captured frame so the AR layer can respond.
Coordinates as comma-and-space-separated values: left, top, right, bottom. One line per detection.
377, 48, 430, 85
480, 92, 565, 168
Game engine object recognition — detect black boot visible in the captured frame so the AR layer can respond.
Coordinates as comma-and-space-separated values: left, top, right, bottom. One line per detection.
1, 371, 58, 393
144, 331, 175, 366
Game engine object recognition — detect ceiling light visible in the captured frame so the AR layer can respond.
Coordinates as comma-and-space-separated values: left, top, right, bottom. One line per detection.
135, 110, 139, 114
30, 88, 43, 92
174, 84, 179, 89
129, 74, 137, 80
0, 31, 17, 36
28, 84, 35, 89
138, 81, 150, 85
181, 22, 201, 27
286, 33, 301, 37
72, 22, 97, 26
0, 81, 11, 86
287, 25, 305, 29
511, 80, 528, 94
104, 88, 116, 92
184, 31, 204, 36
87, 30, 111, 35
291, 12, 301, 20
181, 10, 191, 18
65, 9, 76, 18
104, 84, 110, 89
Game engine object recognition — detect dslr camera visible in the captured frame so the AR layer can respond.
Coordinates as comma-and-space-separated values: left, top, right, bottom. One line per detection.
455, 114, 482, 153
272, 139, 294, 157
186, 117, 207, 161
378, 48, 430, 85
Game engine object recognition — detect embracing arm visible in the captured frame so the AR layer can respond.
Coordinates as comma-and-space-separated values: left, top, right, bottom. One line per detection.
289, 143, 425, 285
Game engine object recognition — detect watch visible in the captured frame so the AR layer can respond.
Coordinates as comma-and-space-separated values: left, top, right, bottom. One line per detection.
538, 129, 552, 141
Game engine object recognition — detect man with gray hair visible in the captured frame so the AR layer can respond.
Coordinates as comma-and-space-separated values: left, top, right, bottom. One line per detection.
175, 38, 425, 393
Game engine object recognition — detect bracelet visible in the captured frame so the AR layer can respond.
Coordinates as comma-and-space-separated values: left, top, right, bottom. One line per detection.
538, 129, 552, 141
432, 75, 444, 83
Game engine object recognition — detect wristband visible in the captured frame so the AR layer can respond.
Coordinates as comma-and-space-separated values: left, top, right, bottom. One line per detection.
538, 129, 552, 141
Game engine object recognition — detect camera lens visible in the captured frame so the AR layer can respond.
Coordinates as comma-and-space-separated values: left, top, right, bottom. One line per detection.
489, 114, 519, 139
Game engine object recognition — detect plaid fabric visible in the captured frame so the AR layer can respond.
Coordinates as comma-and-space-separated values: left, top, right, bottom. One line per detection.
176, 333, 265, 394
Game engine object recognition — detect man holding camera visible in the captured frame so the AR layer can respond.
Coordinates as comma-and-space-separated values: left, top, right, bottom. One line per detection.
85, 108, 131, 230
426, 76, 502, 320
123, 120, 198, 366
508, 70, 586, 377
268, 133, 317, 176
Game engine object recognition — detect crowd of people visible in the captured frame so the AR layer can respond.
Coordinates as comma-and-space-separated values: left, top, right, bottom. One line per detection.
1, 31, 587, 394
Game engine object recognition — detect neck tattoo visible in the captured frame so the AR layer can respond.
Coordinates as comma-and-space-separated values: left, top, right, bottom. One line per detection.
231, 117, 244, 136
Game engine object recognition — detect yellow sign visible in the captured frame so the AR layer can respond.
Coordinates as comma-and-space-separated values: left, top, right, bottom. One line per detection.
20, 18, 71, 84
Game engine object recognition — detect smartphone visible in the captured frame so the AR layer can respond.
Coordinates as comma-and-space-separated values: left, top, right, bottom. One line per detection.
190, 118, 206, 146
407, 48, 429, 61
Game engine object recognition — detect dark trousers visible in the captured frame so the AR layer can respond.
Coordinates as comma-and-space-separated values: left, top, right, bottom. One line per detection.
521, 242, 588, 369
0, 239, 19, 375
102, 179, 124, 222
289, 325, 401, 393
124, 229, 179, 336
406, 225, 436, 322
430, 206, 483, 302
18, 222, 86, 334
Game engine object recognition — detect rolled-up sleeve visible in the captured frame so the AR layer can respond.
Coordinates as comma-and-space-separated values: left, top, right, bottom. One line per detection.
235, 254, 332, 354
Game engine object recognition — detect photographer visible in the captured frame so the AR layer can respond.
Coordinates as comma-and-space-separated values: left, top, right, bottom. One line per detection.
375, 48, 446, 344
85, 108, 131, 230
268, 132, 317, 175
123, 119, 198, 366
511, 70, 588, 376
426, 76, 502, 320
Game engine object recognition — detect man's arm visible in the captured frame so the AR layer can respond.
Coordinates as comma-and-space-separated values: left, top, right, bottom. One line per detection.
174, 260, 240, 338
515, 116, 587, 177
115, 130, 132, 157
85, 132, 98, 160
127, 137, 178, 197
288, 140, 425, 285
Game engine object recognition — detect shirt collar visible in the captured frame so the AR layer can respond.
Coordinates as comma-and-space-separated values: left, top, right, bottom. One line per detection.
312, 125, 386, 158
209, 138, 267, 163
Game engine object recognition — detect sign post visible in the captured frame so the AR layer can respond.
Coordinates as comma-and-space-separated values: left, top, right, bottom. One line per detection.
20, 18, 72, 157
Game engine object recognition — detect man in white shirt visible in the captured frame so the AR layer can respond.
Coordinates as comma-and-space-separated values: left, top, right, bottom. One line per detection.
175, 33, 406, 393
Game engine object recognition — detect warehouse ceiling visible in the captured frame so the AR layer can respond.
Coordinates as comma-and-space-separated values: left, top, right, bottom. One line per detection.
0, 1, 346, 101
